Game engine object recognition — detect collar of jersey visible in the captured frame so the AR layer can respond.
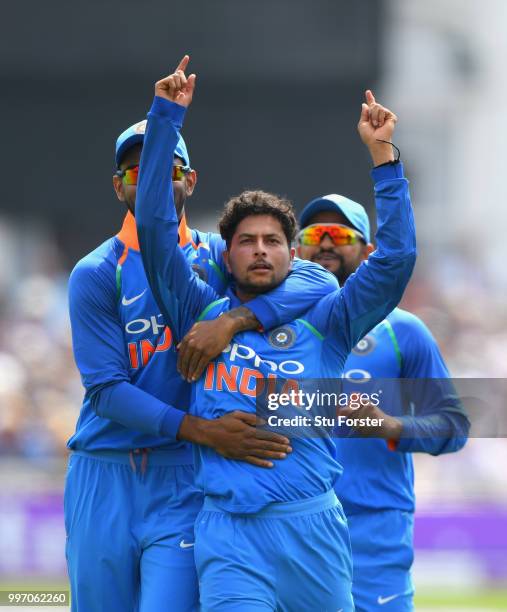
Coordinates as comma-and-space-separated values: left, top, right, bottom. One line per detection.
116, 211, 196, 251
226, 286, 243, 309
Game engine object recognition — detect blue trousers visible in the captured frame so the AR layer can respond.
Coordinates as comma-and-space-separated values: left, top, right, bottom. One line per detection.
64, 450, 203, 612
348, 509, 414, 611
194, 490, 354, 611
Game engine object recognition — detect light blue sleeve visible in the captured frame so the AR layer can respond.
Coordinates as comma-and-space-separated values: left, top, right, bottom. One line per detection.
306, 162, 417, 353
391, 312, 470, 454
135, 96, 221, 342
246, 258, 339, 329
68, 257, 185, 439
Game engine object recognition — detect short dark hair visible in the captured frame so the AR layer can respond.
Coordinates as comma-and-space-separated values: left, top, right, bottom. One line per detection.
218, 190, 297, 247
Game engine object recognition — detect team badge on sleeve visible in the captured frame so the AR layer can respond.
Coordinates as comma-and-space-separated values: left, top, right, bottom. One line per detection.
268, 327, 296, 350
352, 335, 376, 356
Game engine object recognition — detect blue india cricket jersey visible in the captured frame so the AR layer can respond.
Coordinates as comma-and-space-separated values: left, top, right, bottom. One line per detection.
135, 96, 417, 514
335, 309, 470, 514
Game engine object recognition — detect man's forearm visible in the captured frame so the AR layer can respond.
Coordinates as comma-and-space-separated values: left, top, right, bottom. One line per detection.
222, 306, 262, 333
178, 414, 217, 446
368, 141, 396, 167
91, 381, 186, 440
244, 259, 339, 330
394, 412, 470, 455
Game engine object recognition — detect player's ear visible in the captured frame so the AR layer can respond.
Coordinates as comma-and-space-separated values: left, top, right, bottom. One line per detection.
222, 249, 232, 274
185, 169, 197, 196
289, 247, 296, 267
113, 174, 126, 202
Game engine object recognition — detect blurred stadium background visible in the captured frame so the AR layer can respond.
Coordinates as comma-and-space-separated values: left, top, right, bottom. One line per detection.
1, 0, 506, 609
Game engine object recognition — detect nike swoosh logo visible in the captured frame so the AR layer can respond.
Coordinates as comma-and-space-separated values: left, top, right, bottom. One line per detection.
377, 594, 401, 605
179, 540, 195, 549
122, 289, 147, 306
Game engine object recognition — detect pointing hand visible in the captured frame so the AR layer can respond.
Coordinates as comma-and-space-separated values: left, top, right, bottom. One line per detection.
154, 55, 196, 108
357, 90, 398, 165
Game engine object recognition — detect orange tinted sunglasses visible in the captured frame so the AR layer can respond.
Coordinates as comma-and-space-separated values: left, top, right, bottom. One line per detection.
116, 164, 190, 185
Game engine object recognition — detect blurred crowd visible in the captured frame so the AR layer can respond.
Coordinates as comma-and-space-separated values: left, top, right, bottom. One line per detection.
1, 217, 506, 505
0, 219, 80, 462
403, 252, 507, 379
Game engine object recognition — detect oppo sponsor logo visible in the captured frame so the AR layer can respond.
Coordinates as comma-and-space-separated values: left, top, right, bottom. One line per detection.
125, 314, 166, 336
124, 314, 173, 369
223, 342, 305, 375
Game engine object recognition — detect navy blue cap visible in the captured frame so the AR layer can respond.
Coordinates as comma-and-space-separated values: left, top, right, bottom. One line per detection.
115, 119, 190, 167
299, 194, 371, 243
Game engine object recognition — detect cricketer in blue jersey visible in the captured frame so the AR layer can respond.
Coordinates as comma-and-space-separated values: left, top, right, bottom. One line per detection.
297, 194, 470, 611
135, 57, 416, 611
65, 84, 341, 612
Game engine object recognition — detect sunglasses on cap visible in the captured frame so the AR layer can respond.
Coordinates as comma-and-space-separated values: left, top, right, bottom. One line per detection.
296, 223, 365, 246
116, 164, 191, 186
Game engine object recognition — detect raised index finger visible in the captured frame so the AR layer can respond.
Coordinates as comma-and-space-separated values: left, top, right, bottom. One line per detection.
175, 55, 190, 73
365, 89, 376, 106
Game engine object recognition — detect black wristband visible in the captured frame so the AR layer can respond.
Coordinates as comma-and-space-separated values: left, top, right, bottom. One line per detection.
373, 139, 401, 167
